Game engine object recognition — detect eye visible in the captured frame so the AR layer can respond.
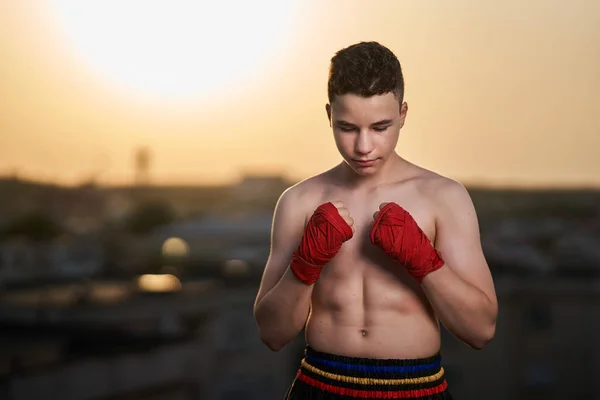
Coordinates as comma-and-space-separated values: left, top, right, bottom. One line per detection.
373, 126, 389, 132
338, 126, 356, 132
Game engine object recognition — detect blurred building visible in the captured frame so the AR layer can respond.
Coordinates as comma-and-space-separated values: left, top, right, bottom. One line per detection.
441, 276, 600, 400
0, 287, 303, 400
231, 174, 291, 206
0, 178, 109, 233
0, 234, 104, 282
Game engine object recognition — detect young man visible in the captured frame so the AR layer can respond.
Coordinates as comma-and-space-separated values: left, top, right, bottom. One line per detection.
253, 41, 497, 399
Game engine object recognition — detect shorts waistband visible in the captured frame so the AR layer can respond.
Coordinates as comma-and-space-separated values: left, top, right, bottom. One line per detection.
297, 346, 448, 398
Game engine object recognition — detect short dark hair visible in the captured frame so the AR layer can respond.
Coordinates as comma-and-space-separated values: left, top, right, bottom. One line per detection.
327, 41, 404, 104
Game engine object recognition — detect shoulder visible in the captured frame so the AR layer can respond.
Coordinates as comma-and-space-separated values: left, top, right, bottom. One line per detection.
406, 164, 468, 200
421, 173, 478, 231
404, 168, 480, 242
279, 171, 329, 203
431, 175, 471, 206
410, 167, 475, 213
275, 170, 333, 219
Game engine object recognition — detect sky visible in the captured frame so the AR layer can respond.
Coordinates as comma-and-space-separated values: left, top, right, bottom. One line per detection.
0, 0, 599, 188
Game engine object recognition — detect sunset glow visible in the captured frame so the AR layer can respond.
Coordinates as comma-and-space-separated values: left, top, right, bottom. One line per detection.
47, 1, 296, 100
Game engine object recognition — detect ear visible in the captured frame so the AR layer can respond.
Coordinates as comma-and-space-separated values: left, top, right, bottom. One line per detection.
398, 102, 408, 129
325, 103, 332, 127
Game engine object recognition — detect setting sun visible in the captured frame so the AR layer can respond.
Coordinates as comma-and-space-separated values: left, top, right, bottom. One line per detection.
46, 1, 296, 101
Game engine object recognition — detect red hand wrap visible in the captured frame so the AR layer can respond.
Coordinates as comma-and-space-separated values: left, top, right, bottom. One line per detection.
290, 202, 353, 285
370, 202, 444, 282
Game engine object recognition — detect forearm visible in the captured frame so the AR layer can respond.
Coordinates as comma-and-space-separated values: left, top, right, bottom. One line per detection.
253, 268, 313, 351
421, 265, 497, 349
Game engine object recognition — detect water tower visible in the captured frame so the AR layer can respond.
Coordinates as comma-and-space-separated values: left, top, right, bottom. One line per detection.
134, 147, 151, 186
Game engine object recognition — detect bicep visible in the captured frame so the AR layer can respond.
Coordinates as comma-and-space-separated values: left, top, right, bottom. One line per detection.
434, 182, 497, 304
255, 188, 306, 305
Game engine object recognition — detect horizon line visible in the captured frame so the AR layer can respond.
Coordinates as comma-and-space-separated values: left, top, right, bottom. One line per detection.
2, 173, 600, 192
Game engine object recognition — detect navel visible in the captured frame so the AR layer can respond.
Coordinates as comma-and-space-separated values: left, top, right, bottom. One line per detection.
360, 329, 368, 337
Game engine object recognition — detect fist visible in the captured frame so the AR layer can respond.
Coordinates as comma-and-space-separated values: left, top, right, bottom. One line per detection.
331, 200, 355, 234
290, 201, 354, 285
370, 202, 444, 282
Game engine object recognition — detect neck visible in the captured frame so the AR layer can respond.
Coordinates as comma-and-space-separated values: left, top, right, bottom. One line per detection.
338, 153, 407, 190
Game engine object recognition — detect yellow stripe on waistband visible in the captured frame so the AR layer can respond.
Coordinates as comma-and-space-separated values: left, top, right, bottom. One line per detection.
301, 359, 444, 386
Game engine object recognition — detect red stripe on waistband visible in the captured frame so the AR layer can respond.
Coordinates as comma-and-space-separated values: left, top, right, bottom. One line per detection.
297, 371, 448, 399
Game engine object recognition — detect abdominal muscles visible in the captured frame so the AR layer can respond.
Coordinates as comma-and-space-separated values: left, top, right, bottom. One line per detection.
305, 257, 441, 359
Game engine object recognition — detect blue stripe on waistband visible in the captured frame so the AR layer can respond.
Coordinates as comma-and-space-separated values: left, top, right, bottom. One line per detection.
305, 353, 441, 374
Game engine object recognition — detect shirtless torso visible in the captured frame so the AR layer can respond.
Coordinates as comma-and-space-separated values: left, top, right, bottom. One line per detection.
295, 161, 442, 359
254, 140, 495, 363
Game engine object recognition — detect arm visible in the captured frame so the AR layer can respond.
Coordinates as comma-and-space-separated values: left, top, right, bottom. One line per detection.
253, 188, 313, 351
421, 181, 498, 349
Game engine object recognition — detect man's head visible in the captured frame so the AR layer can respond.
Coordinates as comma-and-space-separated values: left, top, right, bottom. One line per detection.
325, 42, 407, 176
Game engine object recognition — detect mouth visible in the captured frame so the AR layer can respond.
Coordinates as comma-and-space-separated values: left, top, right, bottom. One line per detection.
352, 159, 378, 167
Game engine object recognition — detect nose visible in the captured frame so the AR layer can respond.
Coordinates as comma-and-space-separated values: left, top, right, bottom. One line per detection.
354, 130, 374, 156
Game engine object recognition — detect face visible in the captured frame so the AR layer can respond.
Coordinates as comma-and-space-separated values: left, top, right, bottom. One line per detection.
326, 92, 407, 176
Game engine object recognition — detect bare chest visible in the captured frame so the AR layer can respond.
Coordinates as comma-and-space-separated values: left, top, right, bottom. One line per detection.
314, 187, 437, 260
